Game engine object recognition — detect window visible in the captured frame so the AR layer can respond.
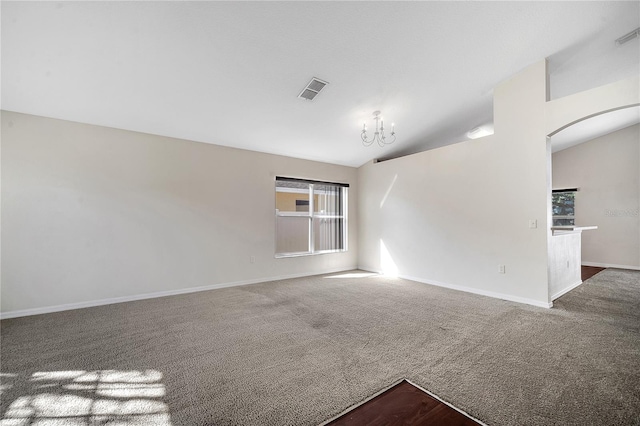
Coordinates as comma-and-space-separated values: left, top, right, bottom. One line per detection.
275, 177, 348, 256
552, 189, 577, 226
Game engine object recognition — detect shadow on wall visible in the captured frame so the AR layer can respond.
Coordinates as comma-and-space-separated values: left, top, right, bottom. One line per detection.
0, 369, 172, 424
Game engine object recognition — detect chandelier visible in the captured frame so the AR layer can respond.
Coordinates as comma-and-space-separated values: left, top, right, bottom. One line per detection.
361, 111, 396, 147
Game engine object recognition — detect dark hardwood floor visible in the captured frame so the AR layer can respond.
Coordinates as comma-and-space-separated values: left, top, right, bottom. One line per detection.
325, 380, 482, 426
582, 265, 605, 281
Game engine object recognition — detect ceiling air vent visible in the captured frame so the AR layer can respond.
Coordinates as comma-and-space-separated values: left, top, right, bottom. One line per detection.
298, 77, 329, 101
616, 27, 640, 45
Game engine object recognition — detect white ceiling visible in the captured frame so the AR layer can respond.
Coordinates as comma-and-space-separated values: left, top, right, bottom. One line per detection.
2, 1, 639, 167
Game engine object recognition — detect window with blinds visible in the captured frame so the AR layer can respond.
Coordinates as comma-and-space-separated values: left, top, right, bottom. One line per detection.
275, 177, 348, 257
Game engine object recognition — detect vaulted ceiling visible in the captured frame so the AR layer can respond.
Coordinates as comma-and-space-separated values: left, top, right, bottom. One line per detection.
2, 1, 639, 167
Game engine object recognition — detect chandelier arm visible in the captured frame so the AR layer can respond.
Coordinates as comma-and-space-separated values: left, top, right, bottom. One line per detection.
362, 131, 375, 146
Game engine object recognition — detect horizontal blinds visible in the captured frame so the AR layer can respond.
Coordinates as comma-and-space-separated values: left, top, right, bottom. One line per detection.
276, 176, 349, 188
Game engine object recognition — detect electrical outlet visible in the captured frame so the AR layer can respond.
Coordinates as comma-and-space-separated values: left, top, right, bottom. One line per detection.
528, 219, 537, 229
250, 256, 255, 264
567, 260, 570, 268
498, 265, 506, 274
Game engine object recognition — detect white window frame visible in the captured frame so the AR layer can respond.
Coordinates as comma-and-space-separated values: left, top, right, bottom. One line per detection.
275, 179, 348, 258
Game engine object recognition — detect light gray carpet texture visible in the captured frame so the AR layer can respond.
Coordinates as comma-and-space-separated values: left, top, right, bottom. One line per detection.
1, 269, 639, 425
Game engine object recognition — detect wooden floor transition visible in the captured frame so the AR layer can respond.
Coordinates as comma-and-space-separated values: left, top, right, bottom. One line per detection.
581, 265, 606, 281
325, 380, 482, 426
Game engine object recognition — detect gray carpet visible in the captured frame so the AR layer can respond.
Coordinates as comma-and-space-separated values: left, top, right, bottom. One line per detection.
1, 269, 639, 425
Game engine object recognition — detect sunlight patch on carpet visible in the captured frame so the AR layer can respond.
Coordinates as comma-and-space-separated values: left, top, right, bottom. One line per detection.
2, 369, 172, 425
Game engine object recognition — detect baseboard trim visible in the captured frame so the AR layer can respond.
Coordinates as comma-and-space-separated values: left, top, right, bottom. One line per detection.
581, 262, 640, 271
0, 266, 357, 320
358, 268, 552, 309
551, 280, 583, 301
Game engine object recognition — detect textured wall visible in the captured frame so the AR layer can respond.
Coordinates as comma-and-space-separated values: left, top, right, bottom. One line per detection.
1, 111, 358, 315
358, 61, 551, 307
553, 124, 639, 269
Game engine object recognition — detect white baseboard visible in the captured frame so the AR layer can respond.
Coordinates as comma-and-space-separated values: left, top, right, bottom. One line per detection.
581, 262, 640, 271
551, 280, 583, 301
358, 267, 552, 309
0, 266, 357, 320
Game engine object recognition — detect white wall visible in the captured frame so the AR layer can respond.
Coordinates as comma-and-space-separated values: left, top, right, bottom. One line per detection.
358, 61, 552, 307
1, 111, 358, 316
548, 232, 582, 299
552, 124, 640, 269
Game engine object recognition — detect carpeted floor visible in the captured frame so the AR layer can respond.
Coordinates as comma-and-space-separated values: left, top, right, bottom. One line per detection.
1, 268, 639, 425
